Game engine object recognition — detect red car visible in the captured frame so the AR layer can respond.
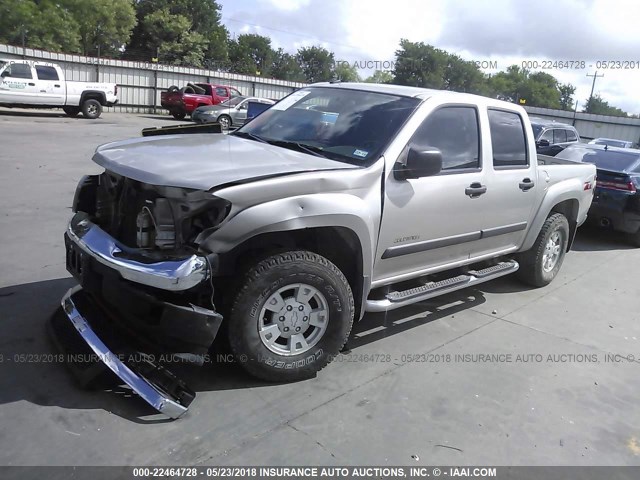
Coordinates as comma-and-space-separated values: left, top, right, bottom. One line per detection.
161, 83, 242, 119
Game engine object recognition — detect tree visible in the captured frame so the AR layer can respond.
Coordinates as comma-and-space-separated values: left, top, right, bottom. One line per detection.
125, 0, 228, 67
334, 61, 360, 82
558, 83, 576, 111
228, 34, 274, 76
296, 46, 334, 83
583, 94, 628, 117
66, 0, 136, 56
392, 40, 486, 94
271, 48, 305, 82
0, 0, 81, 53
365, 70, 394, 83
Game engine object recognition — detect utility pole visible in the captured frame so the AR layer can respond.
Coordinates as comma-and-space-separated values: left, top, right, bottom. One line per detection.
585, 71, 604, 113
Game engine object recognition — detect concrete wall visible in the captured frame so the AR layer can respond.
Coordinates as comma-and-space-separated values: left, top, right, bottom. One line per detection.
0, 43, 305, 113
524, 106, 640, 144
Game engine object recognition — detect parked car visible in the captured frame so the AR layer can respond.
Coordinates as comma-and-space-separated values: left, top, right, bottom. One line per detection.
588, 138, 634, 149
160, 83, 242, 119
530, 118, 580, 156
0, 59, 118, 119
54, 83, 596, 417
556, 144, 640, 246
191, 96, 275, 128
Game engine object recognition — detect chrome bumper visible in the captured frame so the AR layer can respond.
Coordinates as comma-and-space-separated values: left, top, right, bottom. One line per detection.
66, 212, 208, 291
60, 286, 191, 419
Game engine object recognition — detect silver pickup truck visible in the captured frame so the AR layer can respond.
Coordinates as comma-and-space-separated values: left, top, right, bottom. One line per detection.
53, 83, 596, 418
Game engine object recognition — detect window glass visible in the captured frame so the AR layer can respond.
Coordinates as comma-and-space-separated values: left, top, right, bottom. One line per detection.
215, 87, 227, 96
566, 129, 578, 142
35, 66, 59, 81
553, 129, 567, 144
230, 88, 242, 97
539, 129, 553, 142
3, 63, 32, 79
488, 109, 528, 167
411, 107, 480, 171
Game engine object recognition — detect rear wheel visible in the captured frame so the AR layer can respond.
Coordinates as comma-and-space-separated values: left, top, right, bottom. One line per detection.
227, 251, 354, 382
171, 111, 186, 120
63, 106, 80, 117
81, 99, 102, 119
517, 213, 569, 287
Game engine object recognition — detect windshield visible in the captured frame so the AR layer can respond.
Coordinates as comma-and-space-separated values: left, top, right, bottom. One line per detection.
531, 124, 544, 139
221, 96, 246, 107
235, 87, 421, 164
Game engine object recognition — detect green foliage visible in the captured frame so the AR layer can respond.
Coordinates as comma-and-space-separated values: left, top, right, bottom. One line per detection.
334, 61, 360, 82
583, 94, 628, 117
392, 40, 485, 94
558, 83, 576, 111
271, 48, 305, 82
296, 46, 334, 83
126, 0, 228, 67
229, 34, 274, 76
365, 70, 394, 84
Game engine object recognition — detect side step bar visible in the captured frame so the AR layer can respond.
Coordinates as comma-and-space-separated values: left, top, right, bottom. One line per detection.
365, 260, 519, 313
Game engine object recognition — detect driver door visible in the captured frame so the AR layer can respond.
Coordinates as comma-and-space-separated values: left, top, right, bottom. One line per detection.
374, 105, 489, 283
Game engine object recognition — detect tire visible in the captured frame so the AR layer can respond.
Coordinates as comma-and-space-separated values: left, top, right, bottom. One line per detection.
63, 106, 80, 117
171, 111, 186, 120
167, 85, 179, 93
217, 114, 231, 130
227, 251, 354, 382
517, 213, 570, 287
81, 99, 102, 119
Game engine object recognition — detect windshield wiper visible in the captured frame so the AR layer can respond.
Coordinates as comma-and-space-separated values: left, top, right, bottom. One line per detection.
232, 131, 268, 143
266, 140, 329, 158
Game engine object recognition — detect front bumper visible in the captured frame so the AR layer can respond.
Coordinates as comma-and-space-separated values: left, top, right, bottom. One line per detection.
55, 286, 194, 419
66, 212, 208, 291
58, 212, 223, 417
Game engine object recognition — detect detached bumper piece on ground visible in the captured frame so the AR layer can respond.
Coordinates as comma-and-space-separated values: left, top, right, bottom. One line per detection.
50, 286, 195, 419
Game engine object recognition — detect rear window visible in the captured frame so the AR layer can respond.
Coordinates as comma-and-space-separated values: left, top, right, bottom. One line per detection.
35, 65, 59, 81
557, 146, 640, 171
488, 109, 528, 168
566, 129, 578, 142
553, 129, 567, 144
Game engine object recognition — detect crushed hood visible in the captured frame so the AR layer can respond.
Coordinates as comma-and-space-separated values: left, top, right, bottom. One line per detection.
93, 133, 358, 190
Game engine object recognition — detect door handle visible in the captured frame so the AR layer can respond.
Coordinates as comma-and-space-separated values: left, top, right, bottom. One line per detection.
28, 82, 35, 86
54, 84, 61, 88
465, 182, 487, 197
519, 178, 535, 191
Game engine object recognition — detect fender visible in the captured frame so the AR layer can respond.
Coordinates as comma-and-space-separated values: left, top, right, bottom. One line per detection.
200, 193, 377, 283
520, 176, 584, 252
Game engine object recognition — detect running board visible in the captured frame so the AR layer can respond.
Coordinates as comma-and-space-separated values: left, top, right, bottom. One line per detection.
365, 260, 519, 313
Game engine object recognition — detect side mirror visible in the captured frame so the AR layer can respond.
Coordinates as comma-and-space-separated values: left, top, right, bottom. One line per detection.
394, 144, 443, 180
537, 139, 550, 147
0, 71, 9, 78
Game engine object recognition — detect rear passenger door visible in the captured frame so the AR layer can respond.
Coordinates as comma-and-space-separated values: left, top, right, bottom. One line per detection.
469, 108, 537, 259
34, 65, 65, 105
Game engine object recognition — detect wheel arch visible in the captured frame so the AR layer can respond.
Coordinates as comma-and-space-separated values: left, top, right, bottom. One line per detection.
80, 90, 107, 106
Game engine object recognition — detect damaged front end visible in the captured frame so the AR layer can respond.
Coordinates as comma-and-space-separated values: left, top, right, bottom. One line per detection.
50, 171, 229, 418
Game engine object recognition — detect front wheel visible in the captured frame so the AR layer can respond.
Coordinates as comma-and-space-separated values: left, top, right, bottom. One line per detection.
217, 114, 231, 130
81, 99, 102, 119
228, 251, 354, 382
517, 213, 569, 287
171, 111, 186, 120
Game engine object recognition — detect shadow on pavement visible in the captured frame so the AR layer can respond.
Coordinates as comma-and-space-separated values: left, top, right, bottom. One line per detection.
571, 225, 635, 252
0, 108, 67, 119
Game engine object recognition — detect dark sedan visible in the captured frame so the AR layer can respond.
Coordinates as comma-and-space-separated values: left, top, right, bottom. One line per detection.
556, 144, 640, 246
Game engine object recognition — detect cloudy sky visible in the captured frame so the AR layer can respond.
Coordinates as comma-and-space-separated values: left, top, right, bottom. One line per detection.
219, 0, 640, 114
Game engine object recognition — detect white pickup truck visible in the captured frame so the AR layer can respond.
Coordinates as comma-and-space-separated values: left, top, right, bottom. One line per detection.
0, 59, 118, 119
